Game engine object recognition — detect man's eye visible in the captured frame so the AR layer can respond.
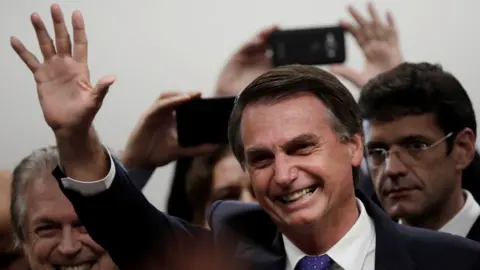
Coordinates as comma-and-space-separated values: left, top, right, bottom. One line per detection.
405, 142, 428, 150
248, 155, 272, 168
35, 225, 58, 237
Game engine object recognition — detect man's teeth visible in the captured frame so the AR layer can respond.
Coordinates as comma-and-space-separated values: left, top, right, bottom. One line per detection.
281, 187, 317, 203
59, 264, 92, 270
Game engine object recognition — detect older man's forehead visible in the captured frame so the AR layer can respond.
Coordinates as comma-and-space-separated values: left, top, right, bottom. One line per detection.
24, 175, 77, 225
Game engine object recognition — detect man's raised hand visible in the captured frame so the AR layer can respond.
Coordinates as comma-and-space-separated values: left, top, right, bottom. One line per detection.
11, 4, 115, 137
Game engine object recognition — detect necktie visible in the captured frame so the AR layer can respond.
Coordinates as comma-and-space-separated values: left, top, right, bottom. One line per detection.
295, 255, 333, 270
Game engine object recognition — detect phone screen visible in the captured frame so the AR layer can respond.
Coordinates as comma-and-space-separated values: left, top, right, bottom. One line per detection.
176, 97, 236, 147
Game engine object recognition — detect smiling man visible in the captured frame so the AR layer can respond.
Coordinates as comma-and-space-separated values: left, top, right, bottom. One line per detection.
11, 4, 480, 269
10, 146, 117, 270
359, 62, 480, 242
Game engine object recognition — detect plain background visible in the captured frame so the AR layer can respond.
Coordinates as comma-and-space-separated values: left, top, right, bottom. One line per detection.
1, 0, 479, 210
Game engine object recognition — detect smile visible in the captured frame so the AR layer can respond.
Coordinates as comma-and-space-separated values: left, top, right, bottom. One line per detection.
54, 262, 95, 270
278, 186, 318, 204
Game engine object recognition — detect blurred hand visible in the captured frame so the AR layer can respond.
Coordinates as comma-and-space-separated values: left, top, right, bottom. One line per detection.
121, 92, 217, 169
330, 2, 403, 88
10, 4, 115, 138
215, 26, 277, 96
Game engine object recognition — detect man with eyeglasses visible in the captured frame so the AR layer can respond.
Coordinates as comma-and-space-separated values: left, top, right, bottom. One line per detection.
358, 62, 480, 242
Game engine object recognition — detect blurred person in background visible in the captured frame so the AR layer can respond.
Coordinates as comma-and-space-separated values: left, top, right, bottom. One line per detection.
185, 144, 254, 227
0, 170, 29, 269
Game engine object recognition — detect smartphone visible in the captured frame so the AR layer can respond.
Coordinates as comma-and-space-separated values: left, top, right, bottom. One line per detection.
176, 97, 236, 147
268, 26, 346, 67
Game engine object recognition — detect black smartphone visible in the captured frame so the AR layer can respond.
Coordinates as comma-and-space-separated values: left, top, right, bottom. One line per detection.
268, 26, 346, 67
176, 97, 236, 147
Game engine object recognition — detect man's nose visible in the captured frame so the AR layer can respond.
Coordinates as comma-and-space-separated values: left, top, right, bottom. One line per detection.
57, 227, 82, 257
384, 151, 408, 179
273, 155, 298, 188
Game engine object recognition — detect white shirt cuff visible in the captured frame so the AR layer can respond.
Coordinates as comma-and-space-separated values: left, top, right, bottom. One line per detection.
59, 147, 116, 196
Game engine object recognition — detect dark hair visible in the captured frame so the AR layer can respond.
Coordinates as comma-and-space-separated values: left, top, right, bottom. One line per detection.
185, 145, 231, 225
228, 64, 363, 182
359, 62, 476, 152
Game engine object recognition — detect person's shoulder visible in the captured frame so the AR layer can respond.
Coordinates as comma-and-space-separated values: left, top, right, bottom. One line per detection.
397, 224, 480, 267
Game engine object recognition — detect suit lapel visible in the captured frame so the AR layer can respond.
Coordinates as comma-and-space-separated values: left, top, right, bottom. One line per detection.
357, 190, 417, 270
466, 215, 480, 242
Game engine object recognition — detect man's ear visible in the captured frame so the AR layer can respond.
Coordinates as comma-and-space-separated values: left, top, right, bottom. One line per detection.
348, 134, 364, 168
452, 128, 476, 170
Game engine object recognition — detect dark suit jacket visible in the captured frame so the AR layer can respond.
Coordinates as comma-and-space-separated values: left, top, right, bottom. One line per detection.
467, 216, 480, 242
55, 160, 480, 270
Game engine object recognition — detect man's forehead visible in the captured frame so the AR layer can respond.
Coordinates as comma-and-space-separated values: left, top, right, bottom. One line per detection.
24, 175, 74, 220
363, 114, 442, 142
242, 103, 331, 144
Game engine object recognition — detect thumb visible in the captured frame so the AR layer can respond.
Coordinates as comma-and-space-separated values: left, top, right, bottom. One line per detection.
93, 74, 116, 99
329, 65, 366, 88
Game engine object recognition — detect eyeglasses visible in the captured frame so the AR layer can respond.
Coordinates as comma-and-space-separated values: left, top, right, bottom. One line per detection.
366, 132, 453, 169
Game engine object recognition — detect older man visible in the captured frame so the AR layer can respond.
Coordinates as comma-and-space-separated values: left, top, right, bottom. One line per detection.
9, 146, 117, 270
12, 4, 480, 270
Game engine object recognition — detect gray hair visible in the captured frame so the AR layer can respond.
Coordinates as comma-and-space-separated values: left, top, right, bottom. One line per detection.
10, 146, 59, 245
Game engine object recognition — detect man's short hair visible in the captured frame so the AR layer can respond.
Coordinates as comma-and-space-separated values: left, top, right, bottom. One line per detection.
228, 64, 362, 182
359, 62, 476, 151
10, 146, 59, 245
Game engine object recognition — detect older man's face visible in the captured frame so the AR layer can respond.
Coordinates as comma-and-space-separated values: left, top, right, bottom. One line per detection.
22, 173, 116, 270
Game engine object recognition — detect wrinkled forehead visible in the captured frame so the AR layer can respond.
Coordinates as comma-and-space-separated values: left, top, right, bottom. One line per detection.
240, 94, 334, 147
24, 175, 77, 225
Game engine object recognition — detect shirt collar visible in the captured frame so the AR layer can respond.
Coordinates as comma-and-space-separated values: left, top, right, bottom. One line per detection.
282, 198, 376, 270
439, 190, 480, 237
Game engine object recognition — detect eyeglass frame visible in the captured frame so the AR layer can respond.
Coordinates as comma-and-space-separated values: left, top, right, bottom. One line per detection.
365, 132, 454, 168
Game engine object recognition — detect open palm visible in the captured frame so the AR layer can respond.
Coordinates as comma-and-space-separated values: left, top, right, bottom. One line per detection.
11, 4, 114, 136
331, 3, 403, 89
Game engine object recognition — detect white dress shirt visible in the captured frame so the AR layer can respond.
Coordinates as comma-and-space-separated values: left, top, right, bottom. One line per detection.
438, 190, 480, 237
59, 147, 116, 196
283, 199, 376, 270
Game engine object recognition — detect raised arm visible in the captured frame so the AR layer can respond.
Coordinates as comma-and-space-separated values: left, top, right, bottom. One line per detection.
11, 4, 214, 268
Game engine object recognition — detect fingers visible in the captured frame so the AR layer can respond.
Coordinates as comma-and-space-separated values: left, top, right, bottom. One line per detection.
386, 11, 396, 31
348, 5, 367, 27
31, 12, 56, 60
157, 92, 201, 112
159, 91, 200, 100
367, 2, 381, 25
10, 36, 40, 72
240, 25, 278, 55
339, 20, 365, 46
258, 25, 279, 40
51, 4, 72, 56
345, 2, 395, 46
93, 75, 116, 100
72, 10, 88, 62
